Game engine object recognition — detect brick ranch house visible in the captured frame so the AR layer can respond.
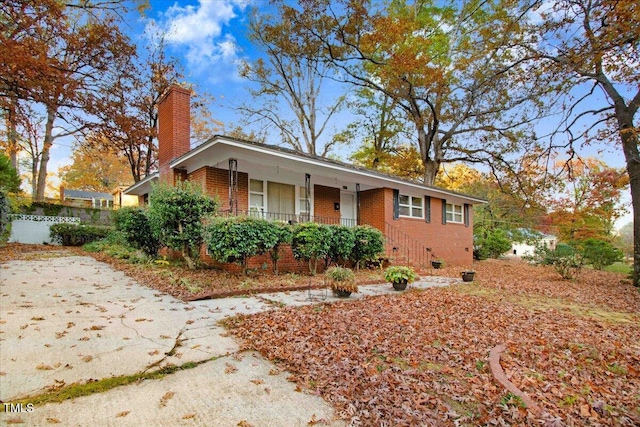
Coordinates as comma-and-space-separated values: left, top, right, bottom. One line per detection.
124, 86, 485, 272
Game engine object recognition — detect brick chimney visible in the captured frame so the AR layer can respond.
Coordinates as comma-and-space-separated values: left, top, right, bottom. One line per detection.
157, 85, 191, 183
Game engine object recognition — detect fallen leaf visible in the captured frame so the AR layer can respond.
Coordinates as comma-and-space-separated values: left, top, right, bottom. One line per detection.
159, 391, 175, 407
36, 363, 53, 370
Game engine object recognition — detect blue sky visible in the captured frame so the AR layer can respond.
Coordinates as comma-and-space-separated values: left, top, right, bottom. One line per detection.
140, 0, 255, 126
139, 0, 629, 166
46, 0, 632, 226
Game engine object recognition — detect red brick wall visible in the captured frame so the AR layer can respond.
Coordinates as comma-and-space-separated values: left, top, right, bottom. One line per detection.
158, 86, 191, 183
359, 188, 388, 232
187, 167, 207, 191
384, 191, 474, 266
202, 244, 322, 274
173, 169, 188, 185
187, 166, 248, 212
313, 185, 340, 222
356, 188, 474, 266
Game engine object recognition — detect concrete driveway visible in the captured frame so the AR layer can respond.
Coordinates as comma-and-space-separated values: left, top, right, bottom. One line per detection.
0, 253, 458, 426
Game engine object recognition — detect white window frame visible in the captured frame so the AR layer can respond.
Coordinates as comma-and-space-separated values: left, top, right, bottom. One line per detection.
446, 203, 464, 223
399, 194, 423, 219
297, 185, 313, 217
249, 178, 314, 219
249, 178, 266, 217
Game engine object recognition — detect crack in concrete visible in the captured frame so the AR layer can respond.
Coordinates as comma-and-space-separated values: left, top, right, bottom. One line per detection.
143, 329, 187, 373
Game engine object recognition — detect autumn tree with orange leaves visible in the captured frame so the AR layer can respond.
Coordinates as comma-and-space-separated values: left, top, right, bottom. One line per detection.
89, 33, 221, 183
59, 141, 132, 193
89, 36, 182, 183
265, 0, 549, 184
546, 158, 629, 242
0, 0, 141, 200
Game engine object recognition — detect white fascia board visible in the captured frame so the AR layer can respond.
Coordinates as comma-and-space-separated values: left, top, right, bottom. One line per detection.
123, 172, 158, 195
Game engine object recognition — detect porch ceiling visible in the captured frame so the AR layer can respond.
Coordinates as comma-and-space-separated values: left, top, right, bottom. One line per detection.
175, 140, 379, 192
170, 136, 485, 204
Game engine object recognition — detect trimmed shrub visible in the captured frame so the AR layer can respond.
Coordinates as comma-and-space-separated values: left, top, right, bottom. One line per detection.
205, 216, 280, 274
0, 190, 9, 241
50, 224, 110, 246
350, 225, 385, 269
577, 238, 623, 270
147, 182, 218, 269
291, 222, 332, 275
325, 225, 356, 267
113, 207, 160, 256
267, 222, 293, 275
475, 228, 512, 259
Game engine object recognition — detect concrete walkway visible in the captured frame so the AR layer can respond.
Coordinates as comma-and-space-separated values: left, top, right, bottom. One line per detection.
0, 255, 459, 426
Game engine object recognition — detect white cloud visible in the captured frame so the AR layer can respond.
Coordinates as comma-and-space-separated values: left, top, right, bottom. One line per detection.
146, 0, 249, 79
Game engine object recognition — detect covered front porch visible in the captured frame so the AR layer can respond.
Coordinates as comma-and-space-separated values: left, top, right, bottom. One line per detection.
171, 136, 390, 228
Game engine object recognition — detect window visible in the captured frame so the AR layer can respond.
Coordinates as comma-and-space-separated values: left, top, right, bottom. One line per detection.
446, 203, 463, 223
249, 179, 300, 222
249, 179, 265, 217
299, 186, 310, 217
267, 182, 295, 221
399, 194, 423, 218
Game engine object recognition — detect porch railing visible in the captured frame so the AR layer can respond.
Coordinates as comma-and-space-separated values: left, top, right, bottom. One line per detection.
384, 221, 432, 268
220, 209, 358, 227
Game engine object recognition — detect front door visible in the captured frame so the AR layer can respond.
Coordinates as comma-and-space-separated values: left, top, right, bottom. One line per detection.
340, 191, 356, 226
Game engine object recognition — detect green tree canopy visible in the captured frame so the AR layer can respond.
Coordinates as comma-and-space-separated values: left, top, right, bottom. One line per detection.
0, 151, 21, 192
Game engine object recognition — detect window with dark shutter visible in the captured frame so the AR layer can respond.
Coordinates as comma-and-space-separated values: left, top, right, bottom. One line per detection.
464, 204, 470, 227
393, 189, 399, 220
442, 199, 447, 224
425, 196, 431, 223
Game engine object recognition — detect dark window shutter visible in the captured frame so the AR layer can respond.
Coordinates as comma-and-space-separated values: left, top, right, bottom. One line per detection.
442, 199, 447, 224
464, 204, 470, 227
392, 189, 399, 220
424, 196, 431, 223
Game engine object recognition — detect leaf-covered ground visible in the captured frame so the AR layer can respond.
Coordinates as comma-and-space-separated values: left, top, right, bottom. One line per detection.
2, 244, 638, 425
226, 260, 640, 426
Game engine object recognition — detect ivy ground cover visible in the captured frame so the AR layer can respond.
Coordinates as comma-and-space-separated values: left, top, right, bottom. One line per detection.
226, 260, 640, 426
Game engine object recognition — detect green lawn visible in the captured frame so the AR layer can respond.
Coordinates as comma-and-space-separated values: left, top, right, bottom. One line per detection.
604, 262, 633, 274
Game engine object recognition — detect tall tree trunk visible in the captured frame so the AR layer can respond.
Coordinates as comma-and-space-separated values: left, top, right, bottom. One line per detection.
31, 157, 38, 197
602, 80, 639, 287
629, 161, 640, 288
619, 117, 640, 287
4, 99, 19, 169
423, 160, 440, 186
35, 108, 56, 201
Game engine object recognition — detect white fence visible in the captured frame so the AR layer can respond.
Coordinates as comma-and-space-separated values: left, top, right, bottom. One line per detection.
8, 214, 81, 245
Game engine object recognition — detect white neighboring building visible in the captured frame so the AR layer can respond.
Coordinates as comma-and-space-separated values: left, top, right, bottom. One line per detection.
505, 232, 557, 258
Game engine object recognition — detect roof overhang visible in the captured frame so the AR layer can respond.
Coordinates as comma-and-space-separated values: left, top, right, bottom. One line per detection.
123, 172, 158, 196
168, 136, 486, 205
124, 136, 486, 205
